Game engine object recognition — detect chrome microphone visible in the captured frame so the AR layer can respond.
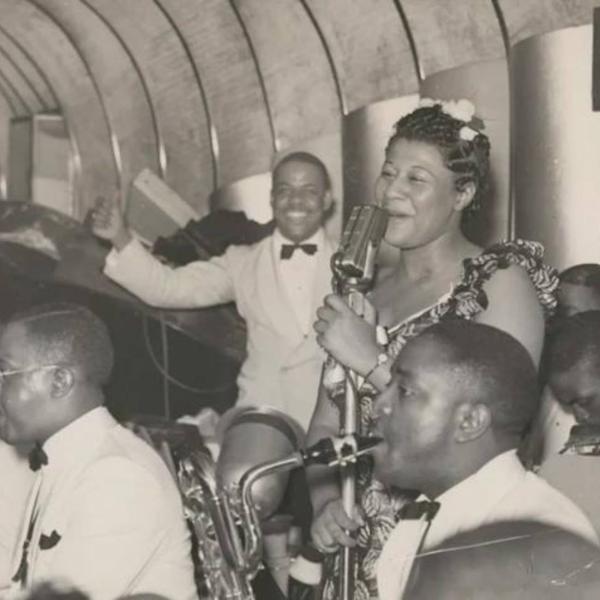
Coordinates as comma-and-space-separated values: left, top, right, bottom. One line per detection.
331, 204, 388, 293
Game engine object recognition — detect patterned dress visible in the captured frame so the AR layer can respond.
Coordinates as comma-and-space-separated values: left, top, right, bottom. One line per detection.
318, 239, 558, 600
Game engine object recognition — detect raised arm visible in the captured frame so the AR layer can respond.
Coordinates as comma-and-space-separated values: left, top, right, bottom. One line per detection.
91, 195, 236, 309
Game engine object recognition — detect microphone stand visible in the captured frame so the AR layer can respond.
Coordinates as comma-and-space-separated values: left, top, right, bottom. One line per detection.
329, 204, 388, 600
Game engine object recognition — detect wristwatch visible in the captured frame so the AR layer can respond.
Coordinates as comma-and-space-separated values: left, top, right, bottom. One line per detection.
365, 351, 393, 390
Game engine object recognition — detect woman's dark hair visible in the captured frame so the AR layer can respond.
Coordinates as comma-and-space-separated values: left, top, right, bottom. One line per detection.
388, 103, 491, 217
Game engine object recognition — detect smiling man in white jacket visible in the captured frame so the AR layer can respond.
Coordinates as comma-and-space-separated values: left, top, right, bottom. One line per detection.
92, 152, 336, 430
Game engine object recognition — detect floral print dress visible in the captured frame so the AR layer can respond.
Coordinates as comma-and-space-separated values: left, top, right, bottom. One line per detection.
318, 239, 558, 600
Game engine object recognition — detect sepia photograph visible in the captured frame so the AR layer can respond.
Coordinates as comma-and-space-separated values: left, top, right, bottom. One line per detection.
1, 1, 600, 598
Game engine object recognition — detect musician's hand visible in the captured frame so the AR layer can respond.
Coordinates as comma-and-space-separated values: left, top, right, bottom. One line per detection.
311, 498, 364, 553
90, 192, 132, 250
314, 293, 380, 375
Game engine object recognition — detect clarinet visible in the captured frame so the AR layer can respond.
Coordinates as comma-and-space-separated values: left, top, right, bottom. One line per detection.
329, 204, 388, 600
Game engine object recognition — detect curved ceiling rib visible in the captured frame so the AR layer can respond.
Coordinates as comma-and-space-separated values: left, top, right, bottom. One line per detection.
0, 66, 31, 114
232, 0, 339, 150
302, 0, 418, 113
29, 0, 122, 186
0, 25, 59, 108
0, 0, 119, 216
228, 0, 278, 154
0, 43, 47, 111
84, 0, 213, 214
391, 0, 424, 83
0, 75, 17, 116
298, 0, 347, 115
490, 0, 511, 57
152, 0, 273, 188
400, 0, 505, 78
154, 0, 218, 190
79, 0, 166, 178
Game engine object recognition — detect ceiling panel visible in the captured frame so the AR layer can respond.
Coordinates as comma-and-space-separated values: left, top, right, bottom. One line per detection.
86, 0, 214, 213
498, 0, 596, 45
401, 0, 506, 78
303, 0, 420, 112
156, 0, 274, 186
233, 0, 340, 150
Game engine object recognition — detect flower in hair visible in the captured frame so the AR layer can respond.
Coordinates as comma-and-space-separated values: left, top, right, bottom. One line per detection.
459, 126, 478, 141
418, 97, 476, 123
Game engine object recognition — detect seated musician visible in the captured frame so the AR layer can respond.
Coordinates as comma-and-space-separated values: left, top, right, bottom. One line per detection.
313, 320, 598, 600
556, 263, 600, 319
529, 265, 600, 462
91, 151, 336, 432
0, 302, 197, 600
538, 310, 600, 534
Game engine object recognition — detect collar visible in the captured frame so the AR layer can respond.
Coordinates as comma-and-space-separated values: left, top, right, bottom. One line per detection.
423, 449, 525, 548
272, 228, 324, 255
42, 407, 115, 473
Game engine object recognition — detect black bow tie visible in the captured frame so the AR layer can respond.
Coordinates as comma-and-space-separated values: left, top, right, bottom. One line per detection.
397, 500, 440, 521
28, 442, 48, 471
280, 243, 318, 260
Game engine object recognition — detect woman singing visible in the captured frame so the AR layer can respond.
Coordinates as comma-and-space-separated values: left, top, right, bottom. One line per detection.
307, 99, 558, 600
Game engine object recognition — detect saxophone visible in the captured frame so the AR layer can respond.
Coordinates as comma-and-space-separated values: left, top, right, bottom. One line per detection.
177, 407, 381, 600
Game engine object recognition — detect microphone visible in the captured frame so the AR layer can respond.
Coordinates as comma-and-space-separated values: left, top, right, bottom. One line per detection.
287, 544, 325, 600
331, 204, 388, 293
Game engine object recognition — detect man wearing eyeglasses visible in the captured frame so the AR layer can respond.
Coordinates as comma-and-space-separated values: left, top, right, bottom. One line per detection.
0, 303, 197, 600
92, 151, 336, 430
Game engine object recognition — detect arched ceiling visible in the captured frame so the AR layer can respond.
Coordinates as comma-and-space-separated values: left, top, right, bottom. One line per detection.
0, 0, 596, 216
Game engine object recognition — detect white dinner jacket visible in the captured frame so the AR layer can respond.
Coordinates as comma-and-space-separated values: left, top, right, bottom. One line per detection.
9, 407, 197, 600
104, 232, 335, 429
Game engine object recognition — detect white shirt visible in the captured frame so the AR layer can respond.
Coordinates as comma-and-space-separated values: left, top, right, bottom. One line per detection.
273, 229, 324, 336
0, 442, 34, 588
376, 449, 599, 600
9, 407, 197, 600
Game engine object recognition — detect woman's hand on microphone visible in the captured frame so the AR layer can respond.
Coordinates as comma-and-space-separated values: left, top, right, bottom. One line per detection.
314, 293, 380, 375
311, 498, 364, 553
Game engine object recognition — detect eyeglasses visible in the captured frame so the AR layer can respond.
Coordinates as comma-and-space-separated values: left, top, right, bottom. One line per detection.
0, 365, 61, 381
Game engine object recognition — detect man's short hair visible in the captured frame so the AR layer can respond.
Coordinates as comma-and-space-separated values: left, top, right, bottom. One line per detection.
9, 302, 114, 385
272, 151, 332, 190
559, 263, 600, 291
419, 320, 539, 437
545, 310, 600, 377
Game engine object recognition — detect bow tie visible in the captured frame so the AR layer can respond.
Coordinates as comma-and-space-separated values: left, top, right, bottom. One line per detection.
397, 500, 440, 521
280, 243, 318, 260
28, 442, 48, 471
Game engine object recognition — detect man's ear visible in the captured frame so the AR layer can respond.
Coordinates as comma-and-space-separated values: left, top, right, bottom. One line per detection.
454, 182, 476, 212
454, 402, 491, 443
50, 367, 75, 399
323, 189, 333, 212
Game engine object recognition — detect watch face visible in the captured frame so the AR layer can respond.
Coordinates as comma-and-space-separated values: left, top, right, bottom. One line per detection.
377, 353, 389, 365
